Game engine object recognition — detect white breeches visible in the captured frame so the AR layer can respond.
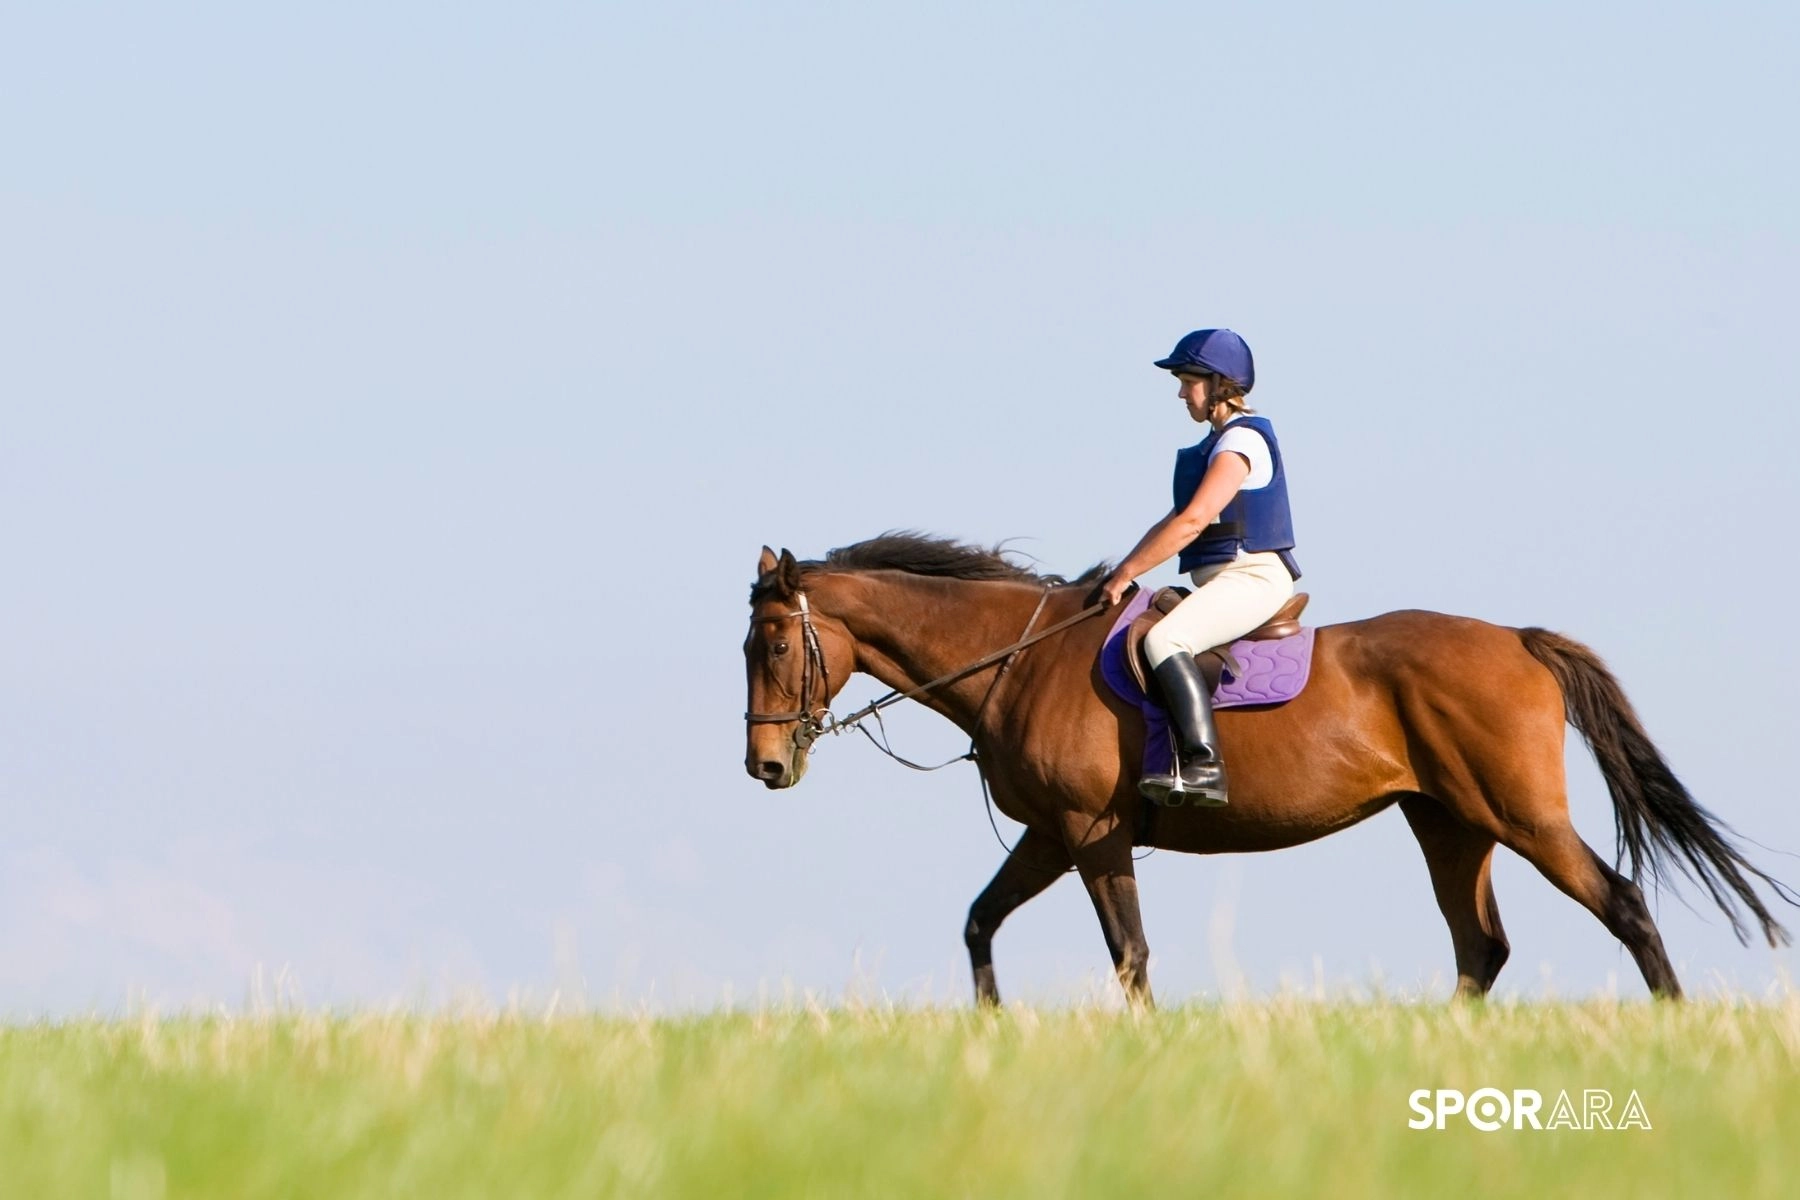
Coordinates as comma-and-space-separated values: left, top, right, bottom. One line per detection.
1142, 551, 1297, 668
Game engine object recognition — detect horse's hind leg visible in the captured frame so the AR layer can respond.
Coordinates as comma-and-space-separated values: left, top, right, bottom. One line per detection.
964, 826, 1073, 1007
1502, 820, 1683, 999
1399, 795, 1510, 999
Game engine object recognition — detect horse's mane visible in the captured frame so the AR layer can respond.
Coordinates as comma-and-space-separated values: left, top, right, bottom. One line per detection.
755, 531, 1107, 601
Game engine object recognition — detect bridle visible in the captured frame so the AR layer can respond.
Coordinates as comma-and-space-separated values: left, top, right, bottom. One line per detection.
744, 583, 1120, 756
744, 580, 1149, 865
743, 591, 836, 750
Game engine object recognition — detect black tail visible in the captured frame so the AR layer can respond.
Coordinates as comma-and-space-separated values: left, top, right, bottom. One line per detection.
1519, 627, 1797, 947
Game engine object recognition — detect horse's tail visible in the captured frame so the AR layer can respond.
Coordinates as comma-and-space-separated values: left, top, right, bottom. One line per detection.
1518, 626, 1796, 947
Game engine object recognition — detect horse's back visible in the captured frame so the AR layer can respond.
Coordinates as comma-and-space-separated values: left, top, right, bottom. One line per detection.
1314, 608, 1559, 698
1306, 608, 1570, 796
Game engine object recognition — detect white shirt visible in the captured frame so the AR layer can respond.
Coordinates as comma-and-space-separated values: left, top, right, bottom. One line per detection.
1207, 419, 1274, 490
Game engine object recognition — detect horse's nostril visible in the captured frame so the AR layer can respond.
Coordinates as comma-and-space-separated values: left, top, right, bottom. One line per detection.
754, 760, 786, 783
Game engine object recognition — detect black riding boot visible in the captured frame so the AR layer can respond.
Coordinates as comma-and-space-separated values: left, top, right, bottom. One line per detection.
1138, 651, 1229, 807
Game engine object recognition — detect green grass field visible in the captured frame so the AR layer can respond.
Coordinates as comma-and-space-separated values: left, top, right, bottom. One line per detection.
4, 998, 1796, 1199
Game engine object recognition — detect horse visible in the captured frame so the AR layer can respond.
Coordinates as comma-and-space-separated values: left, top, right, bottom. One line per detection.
742, 534, 1794, 1006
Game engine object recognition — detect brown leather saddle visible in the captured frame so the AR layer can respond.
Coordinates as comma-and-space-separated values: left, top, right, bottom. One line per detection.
1124, 588, 1311, 699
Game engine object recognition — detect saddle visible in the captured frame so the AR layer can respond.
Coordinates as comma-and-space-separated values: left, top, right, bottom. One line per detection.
1123, 588, 1311, 699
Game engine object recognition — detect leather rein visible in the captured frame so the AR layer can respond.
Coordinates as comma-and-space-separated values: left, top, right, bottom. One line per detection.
745, 580, 1151, 866
744, 586, 1115, 758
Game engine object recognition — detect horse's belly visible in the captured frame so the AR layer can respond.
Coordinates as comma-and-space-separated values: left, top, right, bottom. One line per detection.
1146, 787, 1402, 854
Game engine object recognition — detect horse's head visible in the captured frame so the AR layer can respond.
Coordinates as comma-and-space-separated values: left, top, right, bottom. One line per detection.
744, 545, 856, 789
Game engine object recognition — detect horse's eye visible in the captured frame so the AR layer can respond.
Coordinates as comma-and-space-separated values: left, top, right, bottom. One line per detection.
772, 641, 790, 657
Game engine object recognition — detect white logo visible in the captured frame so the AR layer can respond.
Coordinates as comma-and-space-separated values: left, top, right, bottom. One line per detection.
1408, 1088, 1652, 1131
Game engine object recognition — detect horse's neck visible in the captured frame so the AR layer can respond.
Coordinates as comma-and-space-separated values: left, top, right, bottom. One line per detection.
819, 573, 1048, 732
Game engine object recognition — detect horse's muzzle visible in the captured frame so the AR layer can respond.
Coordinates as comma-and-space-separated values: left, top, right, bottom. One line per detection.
749, 758, 790, 788
745, 743, 809, 790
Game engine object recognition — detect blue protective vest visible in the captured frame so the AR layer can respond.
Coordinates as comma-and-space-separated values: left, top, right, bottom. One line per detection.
1173, 415, 1301, 579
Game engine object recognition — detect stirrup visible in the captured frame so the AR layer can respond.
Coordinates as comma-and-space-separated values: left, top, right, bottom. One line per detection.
1168, 751, 1229, 807
1138, 759, 1229, 808
1138, 773, 1181, 806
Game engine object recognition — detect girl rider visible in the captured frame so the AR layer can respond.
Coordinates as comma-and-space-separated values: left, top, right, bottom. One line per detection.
1091, 329, 1301, 806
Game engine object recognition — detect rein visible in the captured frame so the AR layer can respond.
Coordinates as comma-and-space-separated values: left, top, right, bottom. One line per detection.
745, 586, 1107, 753
746, 581, 1152, 864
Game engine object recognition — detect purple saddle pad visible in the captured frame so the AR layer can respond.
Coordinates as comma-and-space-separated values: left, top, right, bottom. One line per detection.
1099, 588, 1317, 776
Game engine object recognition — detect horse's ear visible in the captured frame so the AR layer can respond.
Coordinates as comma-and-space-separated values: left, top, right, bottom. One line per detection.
757, 545, 779, 577
778, 548, 801, 595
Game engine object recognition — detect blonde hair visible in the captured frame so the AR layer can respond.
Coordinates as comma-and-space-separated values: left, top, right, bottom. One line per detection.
1208, 375, 1255, 416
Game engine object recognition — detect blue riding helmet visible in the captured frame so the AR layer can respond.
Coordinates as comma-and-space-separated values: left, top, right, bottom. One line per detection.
1154, 329, 1255, 390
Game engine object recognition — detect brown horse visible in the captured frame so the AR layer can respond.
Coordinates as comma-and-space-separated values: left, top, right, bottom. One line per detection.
743, 534, 1794, 1005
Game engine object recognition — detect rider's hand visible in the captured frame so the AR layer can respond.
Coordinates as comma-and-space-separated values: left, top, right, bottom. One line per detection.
1086, 575, 1136, 610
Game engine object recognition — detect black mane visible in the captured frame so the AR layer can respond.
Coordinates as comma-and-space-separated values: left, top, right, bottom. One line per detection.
752, 531, 1107, 602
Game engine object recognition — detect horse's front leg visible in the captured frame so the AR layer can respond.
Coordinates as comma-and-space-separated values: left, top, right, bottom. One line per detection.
964, 826, 1072, 1007
1067, 815, 1154, 1008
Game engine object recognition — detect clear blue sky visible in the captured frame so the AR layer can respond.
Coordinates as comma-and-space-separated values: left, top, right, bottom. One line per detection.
3, 1, 1796, 1012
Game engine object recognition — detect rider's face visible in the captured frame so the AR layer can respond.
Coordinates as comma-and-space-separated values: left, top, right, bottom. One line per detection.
1176, 372, 1213, 423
